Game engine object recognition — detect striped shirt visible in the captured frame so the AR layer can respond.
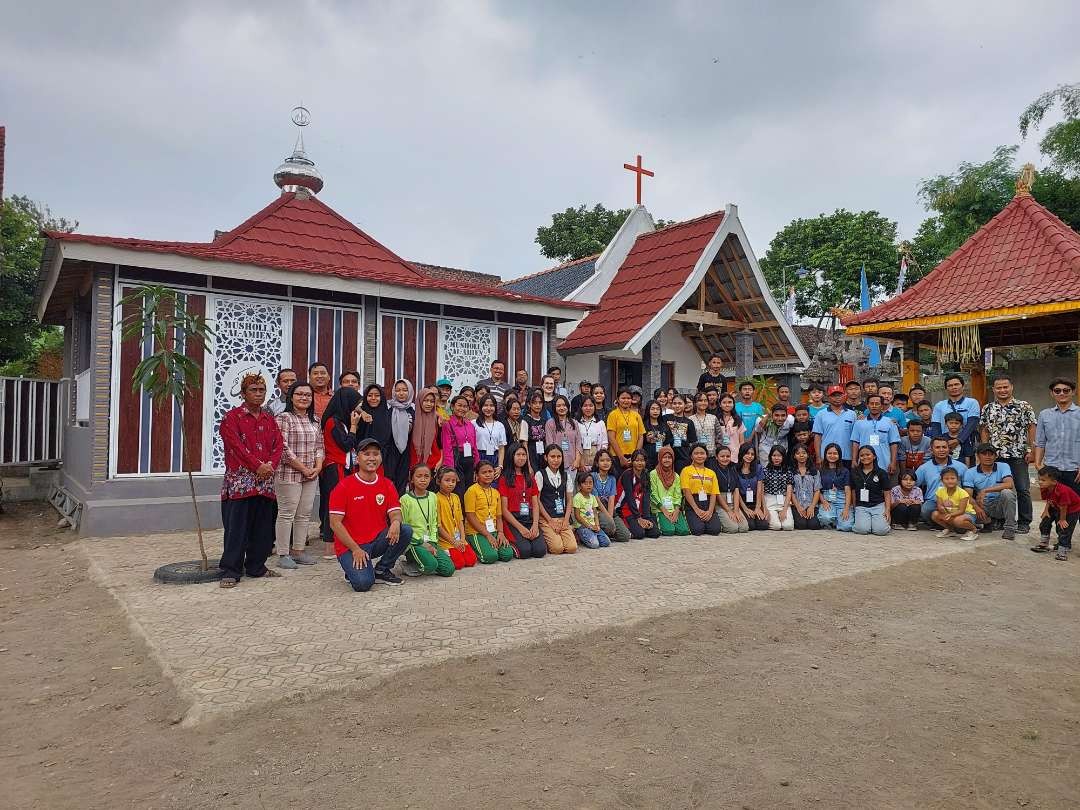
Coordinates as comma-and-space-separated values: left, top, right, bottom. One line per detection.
1035, 404, 1080, 471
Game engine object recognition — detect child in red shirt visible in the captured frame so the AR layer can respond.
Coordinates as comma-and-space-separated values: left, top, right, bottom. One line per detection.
1032, 466, 1080, 561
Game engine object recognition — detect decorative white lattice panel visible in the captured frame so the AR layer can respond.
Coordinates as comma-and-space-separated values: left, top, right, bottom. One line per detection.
439, 321, 495, 390
209, 297, 286, 470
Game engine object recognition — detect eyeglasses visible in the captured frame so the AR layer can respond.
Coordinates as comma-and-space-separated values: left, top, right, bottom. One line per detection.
1052, 387, 1073, 394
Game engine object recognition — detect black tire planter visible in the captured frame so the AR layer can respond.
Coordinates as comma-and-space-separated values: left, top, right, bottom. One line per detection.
153, 559, 224, 584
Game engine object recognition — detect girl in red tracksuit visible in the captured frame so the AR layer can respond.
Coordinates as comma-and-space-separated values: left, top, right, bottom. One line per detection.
617, 449, 661, 539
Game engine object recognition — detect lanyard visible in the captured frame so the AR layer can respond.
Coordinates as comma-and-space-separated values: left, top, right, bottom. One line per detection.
414, 492, 432, 524
482, 486, 495, 515
439, 492, 459, 526
481, 420, 497, 446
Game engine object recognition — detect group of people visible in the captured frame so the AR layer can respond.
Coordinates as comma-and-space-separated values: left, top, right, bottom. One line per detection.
215, 353, 1080, 591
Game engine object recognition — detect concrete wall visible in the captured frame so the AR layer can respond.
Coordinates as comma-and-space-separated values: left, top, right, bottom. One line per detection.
1002, 357, 1075, 411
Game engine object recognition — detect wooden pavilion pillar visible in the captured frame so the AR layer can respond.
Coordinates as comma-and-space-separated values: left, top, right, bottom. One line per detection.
901, 336, 919, 393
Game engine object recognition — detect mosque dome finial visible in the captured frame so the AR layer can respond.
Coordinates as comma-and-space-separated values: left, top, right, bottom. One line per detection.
273, 106, 324, 196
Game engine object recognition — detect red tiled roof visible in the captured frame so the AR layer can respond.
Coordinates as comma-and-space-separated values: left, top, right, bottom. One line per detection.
845, 194, 1080, 327
47, 192, 586, 309
558, 211, 724, 352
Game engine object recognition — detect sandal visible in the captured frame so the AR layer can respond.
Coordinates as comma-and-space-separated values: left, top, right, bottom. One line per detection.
1055, 547, 1069, 561
260, 568, 283, 578
219, 577, 238, 589
1030, 539, 1051, 553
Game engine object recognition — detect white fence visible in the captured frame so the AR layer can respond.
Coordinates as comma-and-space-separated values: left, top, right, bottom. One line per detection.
0, 376, 68, 466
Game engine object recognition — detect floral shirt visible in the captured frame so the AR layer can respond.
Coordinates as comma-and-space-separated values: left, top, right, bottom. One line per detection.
980, 400, 1036, 459
220, 406, 283, 500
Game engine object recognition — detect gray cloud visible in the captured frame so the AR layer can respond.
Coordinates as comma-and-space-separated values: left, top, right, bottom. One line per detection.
2, 0, 1078, 280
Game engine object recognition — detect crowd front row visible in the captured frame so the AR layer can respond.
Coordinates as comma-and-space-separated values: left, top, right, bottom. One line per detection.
215, 372, 1080, 592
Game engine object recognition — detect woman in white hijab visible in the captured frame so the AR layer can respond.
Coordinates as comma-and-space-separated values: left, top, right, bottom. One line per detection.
385, 378, 415, 494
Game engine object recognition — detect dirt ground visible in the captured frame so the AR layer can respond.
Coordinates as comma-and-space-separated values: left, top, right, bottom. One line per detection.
1, 500, 1078, 810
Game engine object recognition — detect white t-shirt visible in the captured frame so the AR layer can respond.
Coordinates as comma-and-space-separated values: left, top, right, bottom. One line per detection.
474, 420, 507, 454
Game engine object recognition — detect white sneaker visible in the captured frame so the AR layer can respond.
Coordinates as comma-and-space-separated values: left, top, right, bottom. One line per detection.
961, 530, 979, 541
935, 528, 953, 538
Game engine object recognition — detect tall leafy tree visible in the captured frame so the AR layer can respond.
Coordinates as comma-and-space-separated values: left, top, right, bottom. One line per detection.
535, 203, 633, 262
1019, 82, 1080, 175
759, 209, 899, 320
0, 196, 77, 363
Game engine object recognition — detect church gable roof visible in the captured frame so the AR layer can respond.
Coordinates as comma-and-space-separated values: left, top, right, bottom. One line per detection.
46, 193, 586, 309
558, 211, 724, 352
501, 255, 599, 299
845, 193, 1080, 329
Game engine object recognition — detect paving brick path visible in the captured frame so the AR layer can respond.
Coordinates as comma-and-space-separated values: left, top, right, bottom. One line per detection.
80, 528, 992, 723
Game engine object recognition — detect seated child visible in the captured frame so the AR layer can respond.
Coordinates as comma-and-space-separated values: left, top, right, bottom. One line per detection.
399, 465, 455, 576
889, 471, 924, 531
571, 472, 610, 548
931, 467, 978, 540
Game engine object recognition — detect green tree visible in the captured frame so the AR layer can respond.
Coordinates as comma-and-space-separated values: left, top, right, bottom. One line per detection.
909, 145, 1018, 270
120, 285, 215, 571
0, 195, 77, 364
535, 203, 633, 262
1019, 82, 1080, 175
1032, 168, 1080, 231
759, 209, 899, 320
909, 145, 1080, 273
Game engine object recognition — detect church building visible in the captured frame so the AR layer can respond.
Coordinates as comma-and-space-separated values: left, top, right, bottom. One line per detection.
504, 198, 808, 395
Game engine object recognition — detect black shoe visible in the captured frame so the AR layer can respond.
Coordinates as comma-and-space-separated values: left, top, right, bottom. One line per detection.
374, 568, 404, 586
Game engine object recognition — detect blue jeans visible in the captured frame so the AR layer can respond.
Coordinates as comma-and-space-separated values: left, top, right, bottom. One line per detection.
920, 498, 937, 525
817, 487, 854, 532
854, 503, 890, 535
336, 524, 413, 592
574, 526, 610, 548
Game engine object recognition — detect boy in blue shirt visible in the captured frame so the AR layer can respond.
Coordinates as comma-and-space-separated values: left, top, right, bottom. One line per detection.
734, 380, 766, 436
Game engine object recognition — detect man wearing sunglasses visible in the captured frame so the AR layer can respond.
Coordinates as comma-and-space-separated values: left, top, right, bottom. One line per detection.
1034, 378, 1080, 497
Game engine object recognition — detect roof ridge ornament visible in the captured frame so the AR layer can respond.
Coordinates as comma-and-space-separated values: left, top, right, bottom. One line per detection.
1015, 162, 1036, 196
274, 105, 324, 196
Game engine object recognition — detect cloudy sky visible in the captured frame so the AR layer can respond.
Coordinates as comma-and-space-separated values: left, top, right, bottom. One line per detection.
3, 1, 1079, 280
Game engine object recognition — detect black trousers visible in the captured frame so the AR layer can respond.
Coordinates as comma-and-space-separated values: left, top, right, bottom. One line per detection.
686, 510, 722, 535
892, 502, 920, 527
319, 463, 345, 543
745, 514, 770, 530
383, 443, 409, 494
625, 515, 661, 539
792, 510, 820, 530
504, 521, 547, 558
220, 496, 276, 579
1040, 507, 1079, 549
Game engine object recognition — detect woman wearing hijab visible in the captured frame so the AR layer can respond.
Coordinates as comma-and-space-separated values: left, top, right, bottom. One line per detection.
319, 385, 365, 559
385, 379, 415, 493
410, 386, 442, 470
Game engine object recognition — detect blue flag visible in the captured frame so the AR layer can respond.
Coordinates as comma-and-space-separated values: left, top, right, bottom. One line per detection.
860, 264, 880, 367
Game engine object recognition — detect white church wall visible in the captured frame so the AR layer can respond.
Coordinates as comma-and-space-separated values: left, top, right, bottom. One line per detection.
659, 321, 707, 391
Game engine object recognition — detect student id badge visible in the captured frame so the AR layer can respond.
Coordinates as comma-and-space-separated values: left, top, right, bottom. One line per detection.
519, 499, 530, 515
485, 517, 496, 533
655, 441, 663, 452
581, 433, 592, 449
673, 436, 683, 447
453, 530, 461, 542
622, 428, 632, 442
697, 490, 708, 503
869, 433, 880, 446
726, 491, 734, 505
560, 438, 570, 452
535, 440, 545, 456
745, 488, 755, 504
462, 442, 473, 458
662, 495, 674, 511
720, 434, 729, 446
554, 497, 565, 515
859, 488, 870, 503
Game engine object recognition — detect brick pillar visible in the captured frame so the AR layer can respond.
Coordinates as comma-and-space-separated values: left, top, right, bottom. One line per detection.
641, 332, 662, 397
546, 318, 561, 376
363, 297, 379, 386
90, 267, 114, 484
735, 330, 755, 380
